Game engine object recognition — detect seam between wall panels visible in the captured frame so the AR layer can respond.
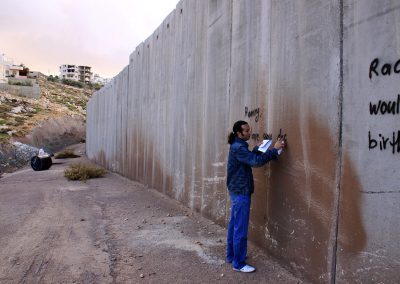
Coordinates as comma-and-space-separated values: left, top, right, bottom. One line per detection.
225, 0, 234, 224
125, 66, 129, 177
331, 0, 344, 283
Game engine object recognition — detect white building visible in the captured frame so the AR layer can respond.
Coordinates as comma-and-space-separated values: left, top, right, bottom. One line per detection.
59, 64, 80, 81
0, 53, 16, 82
92, 74, 111, 85
0, 63, 5, 83
59, 64, 93, 84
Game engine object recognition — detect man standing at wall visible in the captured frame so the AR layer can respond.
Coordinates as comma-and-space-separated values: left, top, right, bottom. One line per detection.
226, 120, 286, 273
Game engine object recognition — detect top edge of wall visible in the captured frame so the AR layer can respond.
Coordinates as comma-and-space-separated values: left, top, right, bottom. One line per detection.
127, 0, 183, 65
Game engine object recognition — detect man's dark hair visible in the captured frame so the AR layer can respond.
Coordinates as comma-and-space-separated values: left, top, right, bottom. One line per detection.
227, 120, 248, 144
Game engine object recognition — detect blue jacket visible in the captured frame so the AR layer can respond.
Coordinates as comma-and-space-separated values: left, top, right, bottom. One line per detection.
227, 137, 278, 195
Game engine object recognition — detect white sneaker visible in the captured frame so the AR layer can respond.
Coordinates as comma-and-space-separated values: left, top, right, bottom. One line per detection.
233, 264, 256, 273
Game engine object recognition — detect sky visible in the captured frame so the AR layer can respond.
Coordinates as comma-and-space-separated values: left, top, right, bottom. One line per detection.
0, 0, 180, 78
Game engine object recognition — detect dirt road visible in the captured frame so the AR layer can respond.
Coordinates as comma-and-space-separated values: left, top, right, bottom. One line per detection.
0, 147, 303, 283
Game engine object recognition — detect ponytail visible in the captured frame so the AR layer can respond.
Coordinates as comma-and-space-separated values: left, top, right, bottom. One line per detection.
227, 120, 248, 144
227, 132, 236, 144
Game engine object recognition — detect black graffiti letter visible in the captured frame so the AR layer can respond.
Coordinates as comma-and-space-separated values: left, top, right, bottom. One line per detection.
369, 58, 379, 79
369, 131, 377, 150
394, 59, 400, 74
389, 131, 400, 154
381, 64, 392, 76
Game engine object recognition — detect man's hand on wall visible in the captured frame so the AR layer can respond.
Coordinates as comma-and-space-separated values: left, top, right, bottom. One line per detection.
274, 133, 287, 150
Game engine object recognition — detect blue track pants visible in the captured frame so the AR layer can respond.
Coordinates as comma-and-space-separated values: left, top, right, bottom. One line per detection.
226, 193, 251, 269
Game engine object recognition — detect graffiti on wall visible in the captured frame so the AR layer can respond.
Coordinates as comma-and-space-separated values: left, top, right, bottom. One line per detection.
244, 106, 286, 143
245, 106, 260, 122
244, 106, 270, 141
368, 58, 400, 154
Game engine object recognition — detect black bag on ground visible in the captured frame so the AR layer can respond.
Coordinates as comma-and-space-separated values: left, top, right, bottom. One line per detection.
31, 156, 52, 171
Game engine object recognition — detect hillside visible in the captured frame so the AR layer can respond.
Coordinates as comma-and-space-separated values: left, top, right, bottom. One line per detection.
0, 76, 98, 172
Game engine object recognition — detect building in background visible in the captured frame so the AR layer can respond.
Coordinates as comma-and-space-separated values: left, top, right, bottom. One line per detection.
28, 71, 40, 79
59, 64, 80, 81
0, 53, 33, 81
79, 66, 92, 84
0, 53, 17, 82
59, 64, 93, 84
92, 73, 111, 85
0, 62, 5, 83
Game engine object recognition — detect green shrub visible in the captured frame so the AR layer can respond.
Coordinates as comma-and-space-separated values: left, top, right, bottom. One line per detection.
87, 82, 103, 91
67, 104, 78, 111
61, 79, 84, 88
55, 149, 80, 159
8, 80, 32, 86
0, 132, 10, 142
0, 119, 6, 125
47, 75, 59, 82
64, 163, 106, 181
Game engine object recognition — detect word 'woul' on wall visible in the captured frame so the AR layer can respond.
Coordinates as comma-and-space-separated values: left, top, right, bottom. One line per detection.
369, 94, 400, 115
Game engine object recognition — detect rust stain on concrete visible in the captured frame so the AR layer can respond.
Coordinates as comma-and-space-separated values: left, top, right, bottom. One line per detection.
338, 156, 366, 254
247, 109, 366, 281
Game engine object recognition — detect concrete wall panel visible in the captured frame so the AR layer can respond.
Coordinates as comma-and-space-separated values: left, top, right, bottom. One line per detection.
200, 0, 232, 224
267, 1, 341, 281
338, 1, 400, 282
229, 0, 273, 249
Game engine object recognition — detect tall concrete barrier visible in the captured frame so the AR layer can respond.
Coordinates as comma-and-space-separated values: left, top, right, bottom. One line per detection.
87, 0, 400, 282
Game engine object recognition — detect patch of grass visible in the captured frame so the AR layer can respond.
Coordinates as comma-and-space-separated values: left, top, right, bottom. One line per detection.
0, 104, 12, 113
34, 106, 43, 113
13, 116, 26, 126
67, 104, 78, 111
61, 79, 84, 88
14, 116, 26, 122
0, 133, 10, 142
8, 80, 32, 87
0, 119, 6, 125
64, 163, 106, 181
55, 149, 80, 159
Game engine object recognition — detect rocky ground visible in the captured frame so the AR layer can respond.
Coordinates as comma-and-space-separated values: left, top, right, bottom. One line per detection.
0, 76, 94, 174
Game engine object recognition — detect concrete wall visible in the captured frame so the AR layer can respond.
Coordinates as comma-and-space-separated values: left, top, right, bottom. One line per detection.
338, 1, 400, 283
0, 78, 40, 98
86, 0, 400, 283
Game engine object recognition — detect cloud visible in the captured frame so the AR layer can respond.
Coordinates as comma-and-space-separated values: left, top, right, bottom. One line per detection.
0, 0, 179, 77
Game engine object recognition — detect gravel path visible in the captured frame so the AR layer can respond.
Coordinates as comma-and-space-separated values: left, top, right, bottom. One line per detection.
0, 146, 303, 283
